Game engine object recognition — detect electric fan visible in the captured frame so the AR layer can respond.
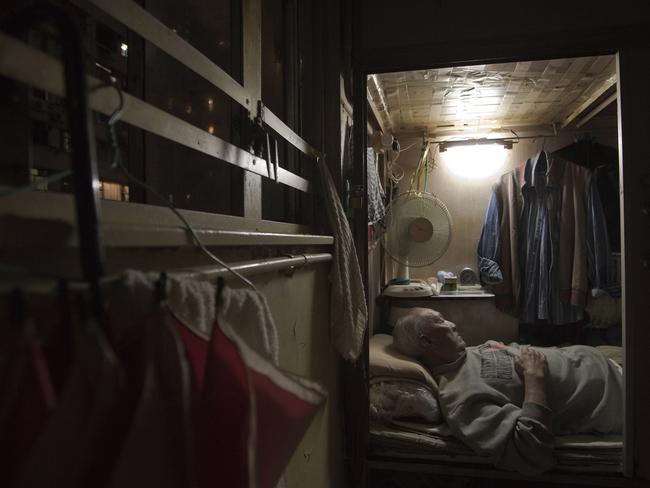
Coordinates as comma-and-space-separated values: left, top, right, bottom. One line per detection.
382, 191, 453, 298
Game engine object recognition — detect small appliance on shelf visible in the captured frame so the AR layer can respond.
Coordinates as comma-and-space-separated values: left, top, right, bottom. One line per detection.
381, 191, 453, 299
437, 271, 457, 292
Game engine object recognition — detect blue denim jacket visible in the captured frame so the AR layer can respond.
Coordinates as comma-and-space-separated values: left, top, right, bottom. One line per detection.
478, 153, 614, 324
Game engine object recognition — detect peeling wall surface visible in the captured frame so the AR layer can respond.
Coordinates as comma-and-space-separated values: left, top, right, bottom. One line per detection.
252, 265, 343, 488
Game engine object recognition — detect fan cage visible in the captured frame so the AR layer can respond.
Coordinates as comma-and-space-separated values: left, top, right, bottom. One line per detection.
382, 191, 453, 267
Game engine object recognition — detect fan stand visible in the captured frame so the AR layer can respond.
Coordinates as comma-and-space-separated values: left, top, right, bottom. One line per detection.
384, 259, 436, 298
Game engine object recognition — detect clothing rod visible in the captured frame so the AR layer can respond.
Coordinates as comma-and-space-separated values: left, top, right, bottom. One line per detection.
0, 253, 334, 293
174, 253, 333, 280
426, 129, 617, 145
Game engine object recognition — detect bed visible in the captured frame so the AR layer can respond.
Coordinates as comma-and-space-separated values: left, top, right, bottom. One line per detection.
368, 334, 624, 483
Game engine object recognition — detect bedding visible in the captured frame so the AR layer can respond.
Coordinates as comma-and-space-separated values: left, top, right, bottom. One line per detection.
370, 422, 623, 472
369, 334, 437, 393
369, 379, 441, 423
369, 335, 624, 474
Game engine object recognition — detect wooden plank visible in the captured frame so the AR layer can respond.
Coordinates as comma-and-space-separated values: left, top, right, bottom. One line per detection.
562, 74, 617, 127
617, 47, 650, 480
242, 0, 263, 218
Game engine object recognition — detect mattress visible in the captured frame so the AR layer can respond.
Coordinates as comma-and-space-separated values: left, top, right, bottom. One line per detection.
370, 420, 623, 473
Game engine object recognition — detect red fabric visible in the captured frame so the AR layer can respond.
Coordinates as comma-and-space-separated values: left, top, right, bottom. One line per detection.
0, 303, 72, 486
196, 324, 251, 488
252, 367, 324, 488
180, 320, 324, 488
108, 310, 194, 488
174, 318, 208, 393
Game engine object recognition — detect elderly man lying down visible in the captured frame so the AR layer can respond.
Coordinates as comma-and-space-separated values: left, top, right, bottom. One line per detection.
391, 307, 623, 476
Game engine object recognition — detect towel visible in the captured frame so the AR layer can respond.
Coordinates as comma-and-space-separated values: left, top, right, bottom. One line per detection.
317, 157, 368, 362
116, 270, 279, 366
218, 285, 280, 367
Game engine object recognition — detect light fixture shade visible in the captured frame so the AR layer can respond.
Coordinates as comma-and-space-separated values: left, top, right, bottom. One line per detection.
442, 144, 507, 179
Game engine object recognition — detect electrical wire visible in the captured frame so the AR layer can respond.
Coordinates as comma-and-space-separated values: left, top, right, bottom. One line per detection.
105, 84, 259, 293
398, 142, 417, 153
408, 139, 431, 193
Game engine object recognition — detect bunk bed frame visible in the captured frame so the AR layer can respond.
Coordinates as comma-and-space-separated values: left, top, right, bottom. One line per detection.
348, 3, 650, 487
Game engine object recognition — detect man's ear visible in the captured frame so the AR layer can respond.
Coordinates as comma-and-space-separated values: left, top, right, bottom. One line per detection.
419, 334, 433, 347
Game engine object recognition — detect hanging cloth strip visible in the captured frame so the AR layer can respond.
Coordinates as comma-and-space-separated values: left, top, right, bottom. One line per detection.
317, 156, 368, 362
118, 271, 324, 488
367, 147, 386, 225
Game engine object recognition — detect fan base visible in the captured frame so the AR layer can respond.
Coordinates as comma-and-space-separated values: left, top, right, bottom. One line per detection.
383, 280, 436, 298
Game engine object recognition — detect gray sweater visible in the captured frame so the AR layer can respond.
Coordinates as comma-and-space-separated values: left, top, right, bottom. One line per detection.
431, 343, 623, 475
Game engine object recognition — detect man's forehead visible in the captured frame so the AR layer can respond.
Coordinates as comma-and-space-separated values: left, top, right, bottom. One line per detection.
416, 308, 442, 319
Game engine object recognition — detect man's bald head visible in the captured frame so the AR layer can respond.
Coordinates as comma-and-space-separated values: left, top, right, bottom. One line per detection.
392, 308, 466, 368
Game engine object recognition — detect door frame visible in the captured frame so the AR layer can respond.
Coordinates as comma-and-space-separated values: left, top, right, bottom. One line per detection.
351, 23, 650, 483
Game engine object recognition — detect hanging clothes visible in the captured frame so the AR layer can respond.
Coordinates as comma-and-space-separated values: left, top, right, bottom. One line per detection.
118, 272, 325, 488
107, 306, 195, 488
367, 147, 385, 225
477, 151, 614, 325
2, 271, 325, 488
553, 140, 621, 253
15, 317, 122, 488
165, 283, 326, 488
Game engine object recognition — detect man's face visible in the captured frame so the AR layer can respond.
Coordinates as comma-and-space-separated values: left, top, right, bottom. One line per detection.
418, 309, 466, 362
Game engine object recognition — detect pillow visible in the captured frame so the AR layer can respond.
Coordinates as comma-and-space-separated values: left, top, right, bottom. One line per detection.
369, 334, 438, 394
369, 379, 442, 424
595, 345, 623, 366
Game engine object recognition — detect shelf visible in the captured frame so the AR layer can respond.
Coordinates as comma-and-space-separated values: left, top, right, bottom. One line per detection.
381, 292, 495, 301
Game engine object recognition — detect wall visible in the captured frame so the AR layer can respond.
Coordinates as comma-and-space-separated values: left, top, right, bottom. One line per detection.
357, 2, 650, 480
254, 265, 343, 488
394, 134, 576, 281
388, 127, 617, 344
359, 2, 650, 68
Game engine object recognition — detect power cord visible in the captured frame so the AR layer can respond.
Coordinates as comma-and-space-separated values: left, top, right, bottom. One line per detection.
104, 83, 260, 293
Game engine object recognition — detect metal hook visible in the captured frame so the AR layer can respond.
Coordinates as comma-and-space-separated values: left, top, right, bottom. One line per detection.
273, 138, 279, 183
215, 276, 225, 310
265, 132, 273, 181
155, 272, 167, 305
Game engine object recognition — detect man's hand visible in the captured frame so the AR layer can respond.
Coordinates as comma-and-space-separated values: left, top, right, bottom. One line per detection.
515, 346, 547, 380
515, 346, 549, 407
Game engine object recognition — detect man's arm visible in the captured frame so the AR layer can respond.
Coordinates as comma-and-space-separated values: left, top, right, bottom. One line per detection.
515, 346, 549, 407
444, 346, 555, 475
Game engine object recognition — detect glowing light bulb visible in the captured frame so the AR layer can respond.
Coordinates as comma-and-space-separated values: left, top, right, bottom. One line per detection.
442, 144, 507, 180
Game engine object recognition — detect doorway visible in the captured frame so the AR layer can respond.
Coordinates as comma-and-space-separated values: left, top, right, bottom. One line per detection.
357, 49, 636, 486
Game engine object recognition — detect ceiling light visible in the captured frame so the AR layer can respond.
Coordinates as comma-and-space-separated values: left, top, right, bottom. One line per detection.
441, 140, 511, 180
439, 138, 514, 152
